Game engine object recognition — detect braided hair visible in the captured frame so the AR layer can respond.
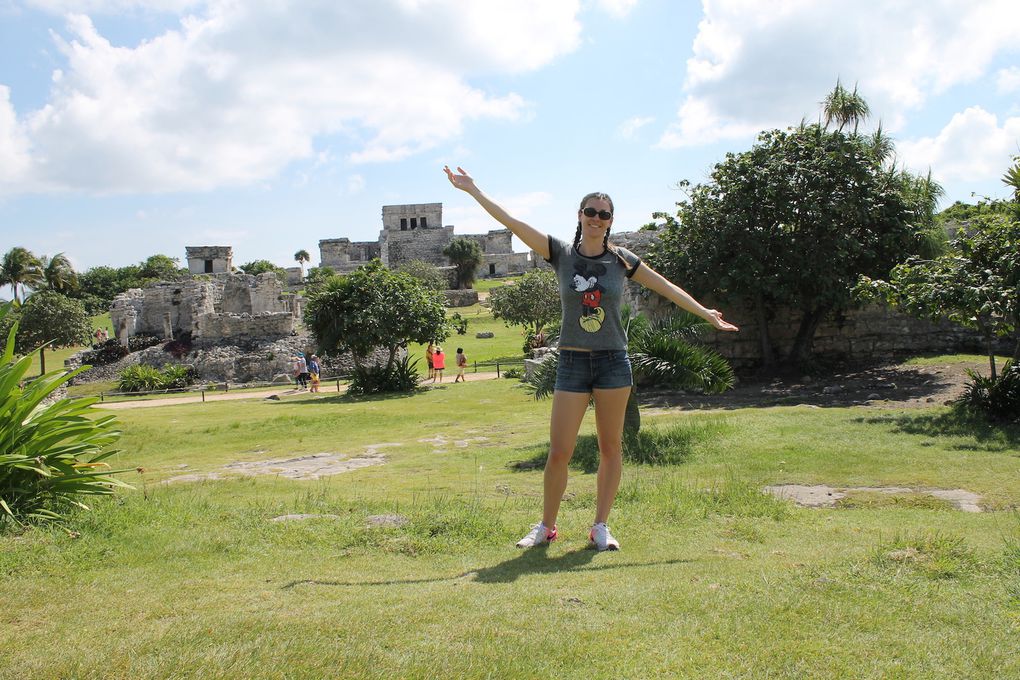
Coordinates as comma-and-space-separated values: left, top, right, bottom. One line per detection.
573, 192, 629, 268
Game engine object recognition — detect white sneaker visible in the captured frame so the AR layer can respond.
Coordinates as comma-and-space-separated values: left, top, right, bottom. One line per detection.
516, 522, 557, 548
589, 522, 620, 551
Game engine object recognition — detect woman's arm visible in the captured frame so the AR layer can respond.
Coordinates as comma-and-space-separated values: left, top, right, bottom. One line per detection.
444, 166, 550, 260
631, 263, 739, 332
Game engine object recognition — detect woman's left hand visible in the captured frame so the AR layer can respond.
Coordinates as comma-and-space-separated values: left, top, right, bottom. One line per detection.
706, 310, 739, 332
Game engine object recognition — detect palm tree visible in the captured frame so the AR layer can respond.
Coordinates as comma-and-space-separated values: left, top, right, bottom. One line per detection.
0, 247, 43, 303
41, 252, 79, 294
1002, 155, 1020, 202
822, 80, 870, 134
294, 249, 311, 281
526, 310, 734, 435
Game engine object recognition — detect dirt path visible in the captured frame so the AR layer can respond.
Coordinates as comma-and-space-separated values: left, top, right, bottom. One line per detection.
94, 371, 503, 409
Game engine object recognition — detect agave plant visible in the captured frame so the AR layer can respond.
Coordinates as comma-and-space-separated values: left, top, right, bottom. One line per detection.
0, 303, 131, 525
525, 308, 735, 434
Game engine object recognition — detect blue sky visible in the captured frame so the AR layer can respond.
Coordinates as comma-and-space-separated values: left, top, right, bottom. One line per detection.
1, 0, 1019, 273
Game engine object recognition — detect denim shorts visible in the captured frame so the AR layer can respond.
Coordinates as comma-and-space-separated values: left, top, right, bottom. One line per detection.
554, 349, 633, 393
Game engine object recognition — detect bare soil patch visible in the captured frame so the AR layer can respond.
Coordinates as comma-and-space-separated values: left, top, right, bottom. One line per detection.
764, 484, 984, 512
640, 357, 992, 411
164, 444, 401, 483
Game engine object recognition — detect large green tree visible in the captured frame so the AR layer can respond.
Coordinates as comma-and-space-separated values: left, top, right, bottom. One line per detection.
488, 269, 560, 336
15, 291, 92, 374
138, 254, 185, 282
650, 86, 939, 366
304, 260, 449, 376
443, 237, 483, 289
860, 161, 1020, 377
239, 259, 287, 282
294, 249, 310, 279
0, 247, 43, 304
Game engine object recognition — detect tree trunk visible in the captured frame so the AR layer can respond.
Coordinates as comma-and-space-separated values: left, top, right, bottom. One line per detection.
752, 290, 775, 367
39, 347, 46, 375
788, 306, 829, 366
623, 387, 641, 436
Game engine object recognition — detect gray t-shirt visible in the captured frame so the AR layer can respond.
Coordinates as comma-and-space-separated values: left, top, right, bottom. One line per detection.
546, 235, 642, 351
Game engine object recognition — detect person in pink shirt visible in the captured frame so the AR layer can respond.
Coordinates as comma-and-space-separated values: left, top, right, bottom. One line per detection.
432, 346, 446, 382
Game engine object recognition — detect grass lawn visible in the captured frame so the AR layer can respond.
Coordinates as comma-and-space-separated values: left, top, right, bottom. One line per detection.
2, 377, 1019, 678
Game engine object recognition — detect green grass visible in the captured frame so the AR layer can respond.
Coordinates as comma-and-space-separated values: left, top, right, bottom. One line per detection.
2, 375, 1020, 678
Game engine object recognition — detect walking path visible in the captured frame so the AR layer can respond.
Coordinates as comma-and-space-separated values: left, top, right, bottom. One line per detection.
94, 371, 503, 410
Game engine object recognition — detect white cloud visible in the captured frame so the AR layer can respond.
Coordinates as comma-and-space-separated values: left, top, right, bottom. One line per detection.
596, 0, 638, 18
660, 0, 1020, 148
997, 66, 1020, 94
618, 115, 654, 139
0, 86, 32, 186
3, 0, 583, 196
347, 174, 365, 195
897, 106, 1020, 183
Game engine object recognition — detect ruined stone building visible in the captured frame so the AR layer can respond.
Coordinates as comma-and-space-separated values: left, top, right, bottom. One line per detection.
319, 202, 533, 276
110, 272, 299, 346
185, 246, 233, 274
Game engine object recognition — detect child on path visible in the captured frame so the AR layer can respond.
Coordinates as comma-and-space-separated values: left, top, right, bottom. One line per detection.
454, 347, 467, 383
432, 346, 446, 382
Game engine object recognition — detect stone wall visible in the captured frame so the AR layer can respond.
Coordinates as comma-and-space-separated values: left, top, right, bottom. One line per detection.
319, 238, 381, 273
196, 312, 295, 342
444, 290, 479, 307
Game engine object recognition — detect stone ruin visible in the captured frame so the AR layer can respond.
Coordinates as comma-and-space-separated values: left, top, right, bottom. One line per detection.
319, 202, 535, 277
109, 271, 299, 346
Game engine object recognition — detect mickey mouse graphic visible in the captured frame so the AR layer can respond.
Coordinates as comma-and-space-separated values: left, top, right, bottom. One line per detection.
571, 261, 607, 333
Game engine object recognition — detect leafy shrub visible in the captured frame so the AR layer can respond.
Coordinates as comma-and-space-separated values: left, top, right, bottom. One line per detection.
79, 338, 129, 367
127, 334, 161, 352
347, 356, 421, 396
159, 364, 198, 390
163, 331, 193, 359
118, 363, 198, 392
118, 364, 165, 392
450, 312, 468, 335
955, 361, 1020, 423
501, 367, 522, 379
1, 302, 132, 525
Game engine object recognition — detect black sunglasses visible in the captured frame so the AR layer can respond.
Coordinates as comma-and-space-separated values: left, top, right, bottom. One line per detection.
582, 207, 613, 220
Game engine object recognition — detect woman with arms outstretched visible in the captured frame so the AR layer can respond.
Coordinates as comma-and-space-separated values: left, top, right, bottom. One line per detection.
445, 166, 738, 550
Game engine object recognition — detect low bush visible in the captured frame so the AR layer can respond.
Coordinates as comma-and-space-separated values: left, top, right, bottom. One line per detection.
118, 363, 198, 393
79, 339, 129, 367
955, 361, 1020, 423
127, 334, 161, 352
347, 356, 421, 396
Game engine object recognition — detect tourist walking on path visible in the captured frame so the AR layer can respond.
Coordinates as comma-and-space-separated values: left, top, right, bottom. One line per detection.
426, 342, 436, 380
445, 165, 738, 551
433, 346, 446, 382
293, 353, 308, 390
454, 347, 467, 383
308, 354, 321, 393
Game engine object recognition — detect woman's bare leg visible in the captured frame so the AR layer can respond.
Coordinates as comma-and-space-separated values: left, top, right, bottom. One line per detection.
542, 390, 590, 528
592, 386, 631, 524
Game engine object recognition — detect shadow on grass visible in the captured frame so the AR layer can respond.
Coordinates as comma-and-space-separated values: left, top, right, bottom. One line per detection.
509, 421, 718, 474
855, 409, 1020, 452
285, 388, 427, 406
282, 546, 691, 589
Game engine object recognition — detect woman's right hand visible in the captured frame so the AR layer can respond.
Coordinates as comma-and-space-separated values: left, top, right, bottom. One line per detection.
444, 165, 476, 193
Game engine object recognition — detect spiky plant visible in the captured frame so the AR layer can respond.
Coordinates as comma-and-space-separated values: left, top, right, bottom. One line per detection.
0, 303, 131, 525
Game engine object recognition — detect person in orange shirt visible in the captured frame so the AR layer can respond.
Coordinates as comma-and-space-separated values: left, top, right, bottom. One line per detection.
432, 346, 446, 382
